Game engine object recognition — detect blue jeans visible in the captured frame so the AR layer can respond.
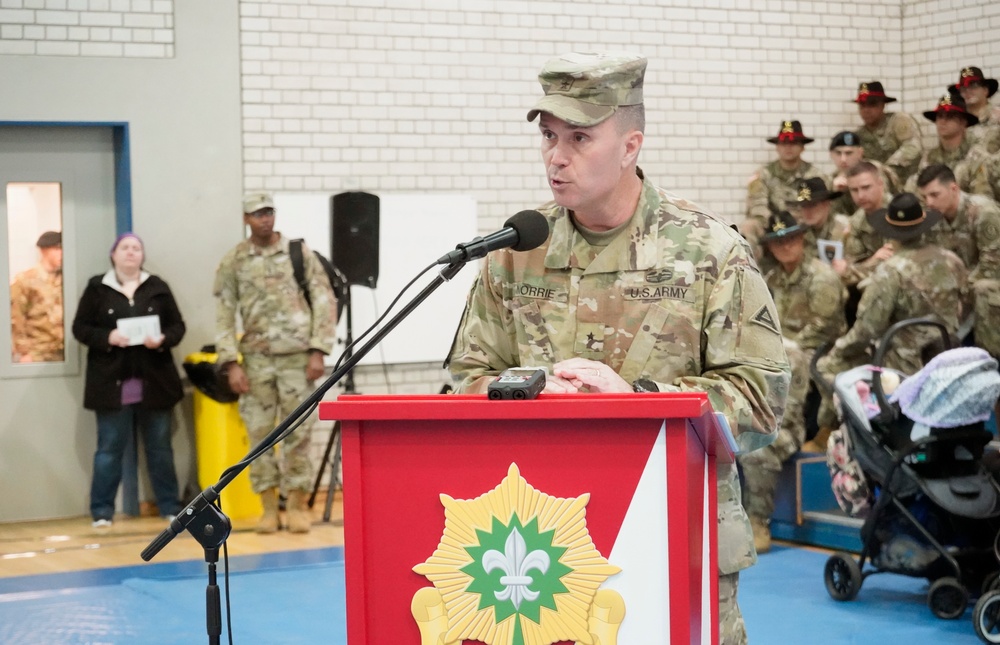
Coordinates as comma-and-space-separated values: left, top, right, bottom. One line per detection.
90, 406, 181, 521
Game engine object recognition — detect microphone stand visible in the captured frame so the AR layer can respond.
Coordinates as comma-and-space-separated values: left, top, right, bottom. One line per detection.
140, 260, 467, 645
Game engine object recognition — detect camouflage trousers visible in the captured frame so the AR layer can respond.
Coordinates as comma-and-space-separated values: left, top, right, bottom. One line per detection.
738, 339, 811, 519
974, 279, 1000, 358
239, 352, 315, 494
720, 572, 747, 645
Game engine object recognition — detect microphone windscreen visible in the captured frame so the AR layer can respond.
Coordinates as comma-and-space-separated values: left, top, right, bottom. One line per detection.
505, 210, 549, 252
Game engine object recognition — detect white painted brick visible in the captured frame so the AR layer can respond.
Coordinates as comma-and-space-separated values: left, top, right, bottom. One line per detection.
123, 13, 164, 28
0, 39, 34, 54
45, 24, 66, 38
0, 7, 33, 20
88, 0, 108, 8
1, 0, 25, 8
1, 23, 22, 37
44, 0, 66, 8
35, 39, 79, 54
80, 12, 122, 26
22, 23, 44, 38
23, 0, 41, 7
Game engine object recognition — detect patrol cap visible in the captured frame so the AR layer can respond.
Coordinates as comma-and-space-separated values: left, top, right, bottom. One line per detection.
36, 231, 61, 248
243, 192, 275, 215
829, 131, 861, 150
869, 192, 941, 242
761, 210, 807, 243
526, 51, 646, 127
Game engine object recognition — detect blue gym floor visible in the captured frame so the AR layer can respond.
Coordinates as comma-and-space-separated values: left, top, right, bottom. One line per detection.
0, 543, 984, 644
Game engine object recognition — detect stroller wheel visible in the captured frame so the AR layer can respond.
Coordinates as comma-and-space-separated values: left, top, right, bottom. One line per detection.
974, 589, 1000, 643
928, 577, 969, 620
824, 552, 862, 601
984, 572, 1000, 596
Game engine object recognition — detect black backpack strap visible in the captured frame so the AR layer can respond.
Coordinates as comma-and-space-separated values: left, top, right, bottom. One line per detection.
289, 238, 311, 307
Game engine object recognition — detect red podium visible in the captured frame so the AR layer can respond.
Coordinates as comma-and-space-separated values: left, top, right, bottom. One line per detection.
319, 392, 733, 645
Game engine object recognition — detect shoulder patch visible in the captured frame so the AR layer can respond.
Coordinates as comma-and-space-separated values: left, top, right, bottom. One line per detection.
750, 305, 780, 334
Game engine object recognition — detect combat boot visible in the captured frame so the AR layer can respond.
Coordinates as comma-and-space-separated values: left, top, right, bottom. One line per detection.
750, 515, 771, 554
286, 490, 312, 534
256, 487, 280, 534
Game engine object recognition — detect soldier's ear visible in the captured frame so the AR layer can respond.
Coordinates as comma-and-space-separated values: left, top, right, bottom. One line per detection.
622, 130, 643, 167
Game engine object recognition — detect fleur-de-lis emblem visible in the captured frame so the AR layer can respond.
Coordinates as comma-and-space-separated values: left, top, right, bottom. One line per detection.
482, 528, 550, 610
798, 186, 812, 202
782, 121, 794, 133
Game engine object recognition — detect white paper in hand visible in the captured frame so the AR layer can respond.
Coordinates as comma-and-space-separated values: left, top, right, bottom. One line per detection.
116, 315, 161, 346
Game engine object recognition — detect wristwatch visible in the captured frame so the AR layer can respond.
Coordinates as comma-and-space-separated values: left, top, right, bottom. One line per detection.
632, 378, 660, 393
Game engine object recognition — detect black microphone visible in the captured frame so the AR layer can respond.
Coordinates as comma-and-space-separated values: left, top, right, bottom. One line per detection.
437, 210, 549, 265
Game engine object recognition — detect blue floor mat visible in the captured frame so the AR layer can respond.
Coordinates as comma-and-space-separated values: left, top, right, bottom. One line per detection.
741, 545, 978, 644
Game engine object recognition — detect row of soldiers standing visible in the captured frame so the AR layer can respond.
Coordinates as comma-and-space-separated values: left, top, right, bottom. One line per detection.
737, 67, 1000, 554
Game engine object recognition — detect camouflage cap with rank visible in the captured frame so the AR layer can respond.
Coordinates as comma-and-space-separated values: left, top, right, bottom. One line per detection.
761, 210, 807, 243
526, 51, 646, 127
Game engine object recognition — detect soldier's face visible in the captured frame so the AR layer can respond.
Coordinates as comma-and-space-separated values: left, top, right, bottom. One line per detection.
847, 171, 883, 212
539, 113, 640, 225
959, 82, 988, 108
244, 208, 275, 241
830, 146, 863, 172
796, 201, 831, 228
858, 100, 885, 127
919, 178, 961, 217
934, 113, 966, 140
767, 234, 805, 267
775, 142, 803, 163
39, 246, 62, 271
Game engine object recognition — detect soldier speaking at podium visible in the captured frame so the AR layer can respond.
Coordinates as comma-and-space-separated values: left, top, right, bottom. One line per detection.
447, 51, 790, 645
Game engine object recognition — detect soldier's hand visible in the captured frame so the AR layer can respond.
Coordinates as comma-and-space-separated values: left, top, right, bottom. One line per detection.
550, 358, 632, 394
227, 363, 250, 395
873, 243, 895, 261
306, 351, 325, 382
832, 174, 848, 191
831, 258, 848, 276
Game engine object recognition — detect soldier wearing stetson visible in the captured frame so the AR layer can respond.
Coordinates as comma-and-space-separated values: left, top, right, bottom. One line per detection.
827, 130, 901, 217
739, 210, 845, 555
953, 66, 1000, 152
907, 89, 992, 197
785, 176, 850, 265
818, 193, 968, 401
853, 81, 923, 184
743, 120, 829, 272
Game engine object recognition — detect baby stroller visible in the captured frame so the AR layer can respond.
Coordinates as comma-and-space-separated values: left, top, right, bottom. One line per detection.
817, 318, 1000, 624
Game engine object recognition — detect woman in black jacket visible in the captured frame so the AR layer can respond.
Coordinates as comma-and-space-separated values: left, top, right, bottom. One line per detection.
72, 233, 185, 527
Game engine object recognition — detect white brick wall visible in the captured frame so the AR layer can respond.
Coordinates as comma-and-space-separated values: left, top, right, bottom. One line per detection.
0, 0, 174, 57
238, 0, 904, 230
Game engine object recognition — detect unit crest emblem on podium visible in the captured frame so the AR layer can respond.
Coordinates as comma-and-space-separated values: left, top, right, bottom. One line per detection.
412, 463, 624, 645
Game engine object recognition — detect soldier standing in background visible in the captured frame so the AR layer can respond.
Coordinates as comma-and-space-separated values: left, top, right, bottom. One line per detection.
908, 90, 992, 196
739, 210, 845, 554
214, 193, 336, 534
854, 81, 923, 185
743, 120, 829, 273
10, 230, 64, 363
953, 66, 1000, 153
447, 51, 790, 645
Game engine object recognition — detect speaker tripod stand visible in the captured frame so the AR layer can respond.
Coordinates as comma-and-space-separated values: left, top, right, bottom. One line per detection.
308, 278, 355, 522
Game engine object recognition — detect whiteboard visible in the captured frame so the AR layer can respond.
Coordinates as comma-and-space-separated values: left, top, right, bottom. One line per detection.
272, 192, 479, 366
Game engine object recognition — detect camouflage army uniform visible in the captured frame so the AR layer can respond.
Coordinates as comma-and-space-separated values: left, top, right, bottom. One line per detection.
214, 234, 336, 494
841, 193, 892, 287
739, 258, 845, 521
908, 136, 992, 196
744, 161, 829, 269
817, 241, 968, 388
857, 112, 923, 184
830, 160, 901, 218
802, 213, 851, 264
449, 171, 790, 590
10, 264, 64, 362
928, 192, 1000, 357
968, 102, 1000, 154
